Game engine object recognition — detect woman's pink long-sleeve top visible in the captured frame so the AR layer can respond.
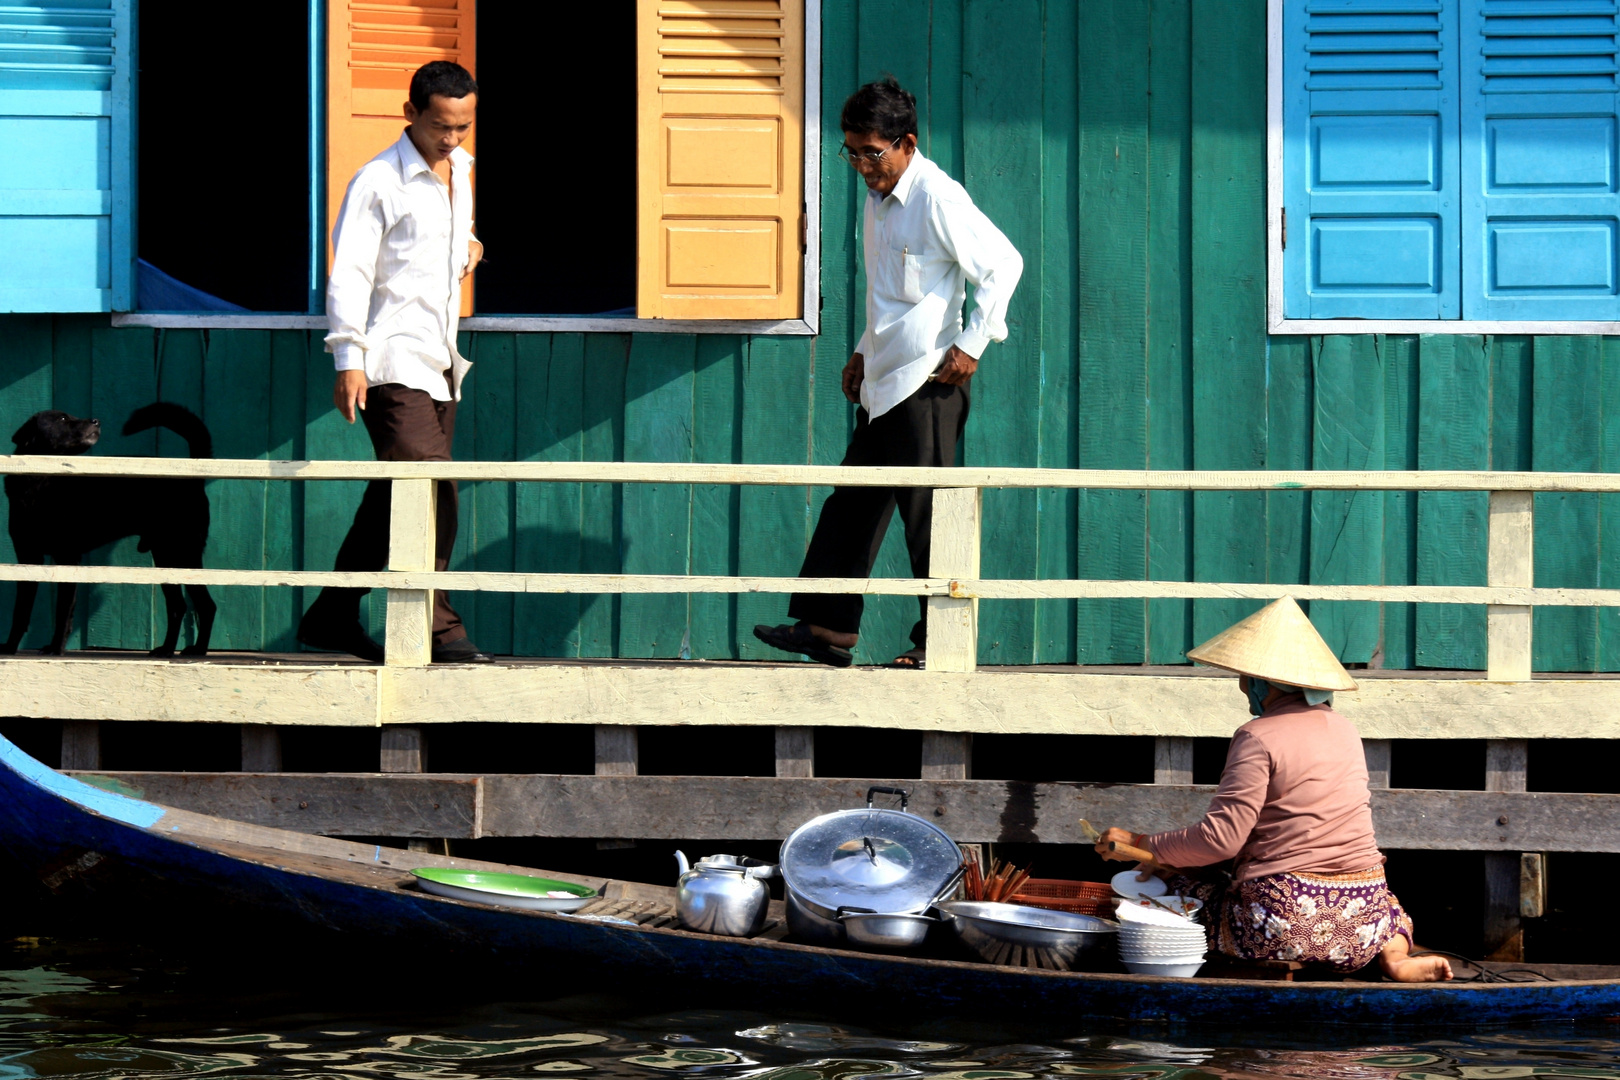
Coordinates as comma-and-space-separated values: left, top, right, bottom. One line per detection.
1144, 698, 1384, 882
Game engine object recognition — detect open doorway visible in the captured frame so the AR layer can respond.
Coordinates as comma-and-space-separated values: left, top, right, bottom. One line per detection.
471, 2, 637, 316
137, 1, 310, 312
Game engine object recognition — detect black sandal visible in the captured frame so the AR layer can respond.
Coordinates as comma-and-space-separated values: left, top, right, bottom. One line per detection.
888, 647, 926, 670
752, 623, 854, 668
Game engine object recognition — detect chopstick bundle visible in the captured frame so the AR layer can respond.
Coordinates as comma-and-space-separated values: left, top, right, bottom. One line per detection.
964, 856, 1034, 903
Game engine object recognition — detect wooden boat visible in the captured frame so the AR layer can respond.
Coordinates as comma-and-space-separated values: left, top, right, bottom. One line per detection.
4, 730, 1619, 1026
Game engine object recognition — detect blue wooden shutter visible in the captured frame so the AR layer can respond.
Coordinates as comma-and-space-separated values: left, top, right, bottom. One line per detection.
1284, 0, 1462, 318
0, 0, 133, 313
1461, 0, 1620, 319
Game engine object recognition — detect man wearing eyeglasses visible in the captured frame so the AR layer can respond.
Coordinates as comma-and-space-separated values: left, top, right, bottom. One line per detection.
754, 78, 1023, 670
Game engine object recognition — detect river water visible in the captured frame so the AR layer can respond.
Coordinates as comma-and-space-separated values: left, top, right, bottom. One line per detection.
7, 933, 1620, 1080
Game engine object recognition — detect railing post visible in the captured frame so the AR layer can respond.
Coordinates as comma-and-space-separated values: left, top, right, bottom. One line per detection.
60, 720, 101, 770
385, 478, 436, 668
240, 726, 282, 772
1487, 490, 1534, 682
595, 725, 639, 849
926, 488, 980, 674
1363, 739, 1391, 790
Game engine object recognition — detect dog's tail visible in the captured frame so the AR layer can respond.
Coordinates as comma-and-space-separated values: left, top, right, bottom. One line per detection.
122, 402, 213, 459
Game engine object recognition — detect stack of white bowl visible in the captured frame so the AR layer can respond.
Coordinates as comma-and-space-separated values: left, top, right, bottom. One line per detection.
1114, 897, 1207, 977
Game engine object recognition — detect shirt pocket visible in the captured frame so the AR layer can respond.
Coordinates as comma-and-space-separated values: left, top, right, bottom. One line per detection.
900, 248, 927, 303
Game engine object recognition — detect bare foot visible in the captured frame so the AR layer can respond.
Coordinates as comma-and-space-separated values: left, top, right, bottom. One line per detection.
1379, 935, 1454, 982
806, 623, 858, 649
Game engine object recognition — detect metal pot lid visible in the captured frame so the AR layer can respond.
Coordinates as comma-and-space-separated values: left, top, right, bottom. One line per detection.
779, 787, 962, 915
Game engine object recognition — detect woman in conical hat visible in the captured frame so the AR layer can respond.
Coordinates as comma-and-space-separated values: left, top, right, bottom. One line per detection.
1093, 597, 1452, 983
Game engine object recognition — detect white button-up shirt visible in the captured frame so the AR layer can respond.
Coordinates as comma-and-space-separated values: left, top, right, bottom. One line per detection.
325, 130, 474, 402
854, 151, 1023, 419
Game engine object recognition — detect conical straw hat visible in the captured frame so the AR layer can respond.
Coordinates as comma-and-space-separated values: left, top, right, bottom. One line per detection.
1185, 596, 1357, 692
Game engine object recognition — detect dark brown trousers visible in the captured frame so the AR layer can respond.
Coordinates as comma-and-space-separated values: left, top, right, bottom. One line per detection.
305, 382, 467, 644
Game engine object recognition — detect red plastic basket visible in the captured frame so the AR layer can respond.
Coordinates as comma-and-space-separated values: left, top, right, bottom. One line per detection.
1007, 878, 1115, 917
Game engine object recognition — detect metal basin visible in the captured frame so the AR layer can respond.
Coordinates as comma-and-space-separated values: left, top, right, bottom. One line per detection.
939, 900, 1118, 971
837, 907, 940, 951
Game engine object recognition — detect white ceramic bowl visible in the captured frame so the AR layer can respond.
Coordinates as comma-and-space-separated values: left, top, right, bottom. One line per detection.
1117, 931, 1207, 948
1123, 959, 1205, 977
1121, 946, 1209, 959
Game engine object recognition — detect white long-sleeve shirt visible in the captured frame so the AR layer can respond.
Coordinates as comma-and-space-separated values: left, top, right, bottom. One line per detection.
325, 130, 474, 402
854, 152, 1023, 418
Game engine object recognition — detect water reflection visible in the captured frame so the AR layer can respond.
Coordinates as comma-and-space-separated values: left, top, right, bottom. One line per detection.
4, 939, 1620, 1080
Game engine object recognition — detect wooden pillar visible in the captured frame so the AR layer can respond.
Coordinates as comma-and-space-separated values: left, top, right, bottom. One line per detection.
240, 726, 282, 772
595, 725, 638, 849
1487, 490, 1533, 682
1154, 737, 1193, 786
921, 732, 972, 780
774, 727, 814, 778
1363, 739, 1391, 789
385, 477, 436, 668
381, 725, 433, 853
1484, 738, 1528, 961
60, 720, 101, 770
381, 726, 427, 773
925, 488, 980, 674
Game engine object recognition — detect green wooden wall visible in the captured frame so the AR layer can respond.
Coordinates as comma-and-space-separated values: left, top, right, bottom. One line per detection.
2, 0, 1617, 670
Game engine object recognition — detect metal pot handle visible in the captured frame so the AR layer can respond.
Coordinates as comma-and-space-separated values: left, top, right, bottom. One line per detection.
865, 786, 910, 811
836, 906, 877, 919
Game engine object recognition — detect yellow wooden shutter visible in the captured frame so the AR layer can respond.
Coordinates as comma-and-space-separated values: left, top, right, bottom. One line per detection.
328, 0, 476, 317
637, 0, 804, 320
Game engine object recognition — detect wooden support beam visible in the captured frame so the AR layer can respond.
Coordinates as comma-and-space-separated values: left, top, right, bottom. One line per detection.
385, 478, 435, 668
60, 720, 100, 770
1520, 852, 1547, 919
774, 727, 814, 778
380, 726, 427, 774
1484, 738, 1529, 961
66, 772, 1620, 851
1154, 737, 1194, 786
921, 732, 972, 780
1487, 491, 1534, 682
1364, 739, 1391, 789
240, 726, 282, 773
594, 725, 639, 848
926, 488, 981, 674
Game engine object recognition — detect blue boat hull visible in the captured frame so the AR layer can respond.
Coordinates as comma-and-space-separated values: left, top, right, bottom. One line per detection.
1, 731, 1617, 1026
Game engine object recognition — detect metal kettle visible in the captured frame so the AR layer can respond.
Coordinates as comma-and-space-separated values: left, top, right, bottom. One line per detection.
674, 851, 777, 938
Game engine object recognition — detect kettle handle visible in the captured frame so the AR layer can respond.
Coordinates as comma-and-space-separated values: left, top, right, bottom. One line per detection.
866, 786, 910, 811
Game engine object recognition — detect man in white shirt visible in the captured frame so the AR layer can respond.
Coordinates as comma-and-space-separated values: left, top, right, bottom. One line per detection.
298, 61, 491, 664
755, 79, 1023, 669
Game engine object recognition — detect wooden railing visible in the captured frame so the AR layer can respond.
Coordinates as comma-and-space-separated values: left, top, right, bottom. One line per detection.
7, 456, 1619, 959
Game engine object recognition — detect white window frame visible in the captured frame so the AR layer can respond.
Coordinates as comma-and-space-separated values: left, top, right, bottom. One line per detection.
116, 0, 821, 336
1265, 0, 1620, 336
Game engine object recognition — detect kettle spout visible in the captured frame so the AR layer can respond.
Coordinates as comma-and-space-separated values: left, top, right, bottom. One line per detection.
674, 850, 691, 876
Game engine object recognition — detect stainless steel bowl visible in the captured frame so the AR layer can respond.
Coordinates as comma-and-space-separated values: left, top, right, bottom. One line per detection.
837, 907, 940, 951
939, 901, 1118, 971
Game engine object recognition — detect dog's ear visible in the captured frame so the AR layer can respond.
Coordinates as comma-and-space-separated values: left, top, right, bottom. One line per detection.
10, 418, 37, 452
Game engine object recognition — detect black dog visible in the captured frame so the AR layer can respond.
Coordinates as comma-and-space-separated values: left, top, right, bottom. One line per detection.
3, 403, 217, 657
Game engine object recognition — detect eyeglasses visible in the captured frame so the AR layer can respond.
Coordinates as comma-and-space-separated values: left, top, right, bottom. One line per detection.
837, 137, 902, 168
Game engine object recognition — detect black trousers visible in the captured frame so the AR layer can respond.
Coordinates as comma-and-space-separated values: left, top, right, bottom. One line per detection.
304, 382, 467, 644
787, 379, 969, 649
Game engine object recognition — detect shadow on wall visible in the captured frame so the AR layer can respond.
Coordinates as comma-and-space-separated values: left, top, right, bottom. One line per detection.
0, 527, 626, 657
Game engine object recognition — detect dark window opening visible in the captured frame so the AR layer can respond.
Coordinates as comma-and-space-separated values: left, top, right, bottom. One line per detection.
137, 2, 310, 312
472, 2, 637, 316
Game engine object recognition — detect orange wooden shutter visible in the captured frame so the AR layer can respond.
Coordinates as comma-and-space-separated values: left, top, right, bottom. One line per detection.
637, 0, 804, 319
328, 0, 476, 317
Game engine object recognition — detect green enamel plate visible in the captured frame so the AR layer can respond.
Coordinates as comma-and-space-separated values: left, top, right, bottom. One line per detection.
411, 868, 597, 912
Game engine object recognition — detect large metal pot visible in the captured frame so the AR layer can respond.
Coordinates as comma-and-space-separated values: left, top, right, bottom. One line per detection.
779, 787, 964, 945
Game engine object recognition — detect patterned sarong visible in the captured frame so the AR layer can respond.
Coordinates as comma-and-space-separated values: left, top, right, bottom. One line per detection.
1165, 866, 1414, 971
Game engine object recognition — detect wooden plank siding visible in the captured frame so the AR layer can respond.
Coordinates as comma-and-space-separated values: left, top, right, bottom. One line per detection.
2, 0, 1619, 670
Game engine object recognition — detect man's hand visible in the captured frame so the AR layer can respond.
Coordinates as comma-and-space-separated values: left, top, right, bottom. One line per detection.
334, 369, 368, 424
841, 352, 865, 403
933, 344, 978, 385
463, 238, 484, 280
